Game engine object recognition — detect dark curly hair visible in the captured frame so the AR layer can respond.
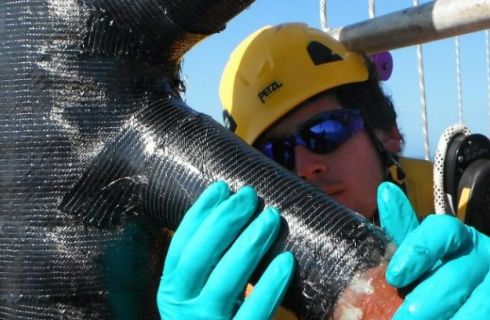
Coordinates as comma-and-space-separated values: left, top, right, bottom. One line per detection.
334, 56, 398, 134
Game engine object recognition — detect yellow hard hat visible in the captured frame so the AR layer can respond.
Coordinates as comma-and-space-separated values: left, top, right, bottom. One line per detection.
219, 23, 369, 145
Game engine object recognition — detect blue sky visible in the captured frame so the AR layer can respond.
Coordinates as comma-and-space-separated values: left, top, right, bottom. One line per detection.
181, 0, 489, 160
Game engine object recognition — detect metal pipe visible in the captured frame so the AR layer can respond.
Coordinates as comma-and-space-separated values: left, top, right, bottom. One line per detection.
330, 0, 490, 54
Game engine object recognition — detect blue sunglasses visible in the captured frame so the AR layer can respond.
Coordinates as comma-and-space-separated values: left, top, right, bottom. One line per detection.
259, 109, 364, 170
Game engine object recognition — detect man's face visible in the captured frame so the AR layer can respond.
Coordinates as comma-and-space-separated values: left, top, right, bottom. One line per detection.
258, 94, 384, 219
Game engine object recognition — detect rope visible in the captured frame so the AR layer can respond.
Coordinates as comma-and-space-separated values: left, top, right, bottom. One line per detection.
455, 36, 464, 124
320, 0, 328, 31
415, 44, 431, 160
413, 0, 431, 160
368, 0, 375, 19
486, 30, 490, 132
433, 125, 471, 214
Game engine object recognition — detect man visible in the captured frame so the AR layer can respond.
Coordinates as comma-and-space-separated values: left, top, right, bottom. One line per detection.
157, 23, 490, 319
219, 22, 431, 221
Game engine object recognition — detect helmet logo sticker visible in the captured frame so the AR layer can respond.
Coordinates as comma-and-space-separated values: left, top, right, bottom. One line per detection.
307, 41, 342, 66
258, 80, 283, 103
223, 110, 237, 132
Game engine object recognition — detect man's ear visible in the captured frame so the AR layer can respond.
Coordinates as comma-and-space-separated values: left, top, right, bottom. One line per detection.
376, 125, 402, 154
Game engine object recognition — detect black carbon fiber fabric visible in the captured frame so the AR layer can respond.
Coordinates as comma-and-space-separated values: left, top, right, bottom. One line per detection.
0, 0, 389, 319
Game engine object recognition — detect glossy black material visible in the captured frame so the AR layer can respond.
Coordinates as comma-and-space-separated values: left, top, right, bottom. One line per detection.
0, 1, 388, 318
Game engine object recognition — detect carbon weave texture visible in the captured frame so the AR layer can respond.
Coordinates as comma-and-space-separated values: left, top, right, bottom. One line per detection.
0, 0, 387, 319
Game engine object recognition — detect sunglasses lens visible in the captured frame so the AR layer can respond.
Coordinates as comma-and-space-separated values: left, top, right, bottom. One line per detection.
305, 117, 355, 153
261, 140, 295, 170
260, 110, 363, 171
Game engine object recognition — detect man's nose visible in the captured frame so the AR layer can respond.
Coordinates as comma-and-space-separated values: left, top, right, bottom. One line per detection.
294, 145, 329, 180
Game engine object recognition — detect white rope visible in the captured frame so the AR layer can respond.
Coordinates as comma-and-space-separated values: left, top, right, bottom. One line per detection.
455, 36, 464, 124
486, 30, 490, 132
320, 0, 329, 32
368, 0, 375, 19
413, 0, 431, 160
415, 44, 431, 160
433, 124, 471, 214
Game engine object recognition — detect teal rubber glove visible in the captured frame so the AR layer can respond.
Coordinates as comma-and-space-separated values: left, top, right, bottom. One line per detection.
378, 182, 490, 320
157, 181, 295, 320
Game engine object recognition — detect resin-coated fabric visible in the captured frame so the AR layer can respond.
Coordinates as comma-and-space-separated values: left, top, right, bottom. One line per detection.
0, 1, 388, 318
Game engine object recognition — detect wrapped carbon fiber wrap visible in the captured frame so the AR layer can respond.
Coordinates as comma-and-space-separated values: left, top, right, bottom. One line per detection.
0, 0, 389, 319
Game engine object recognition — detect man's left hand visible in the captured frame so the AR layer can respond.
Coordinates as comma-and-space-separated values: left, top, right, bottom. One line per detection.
378, 182, 490, 320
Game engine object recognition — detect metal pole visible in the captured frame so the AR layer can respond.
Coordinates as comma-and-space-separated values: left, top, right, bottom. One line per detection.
330, 0, 490, 54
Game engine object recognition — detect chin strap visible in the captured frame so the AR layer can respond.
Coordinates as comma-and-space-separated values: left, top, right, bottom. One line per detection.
368, 153, 406, 227
363, 122, 407, 225
370, 136, 406, 226
386, 154, 406, 189
369, 127, 407, 192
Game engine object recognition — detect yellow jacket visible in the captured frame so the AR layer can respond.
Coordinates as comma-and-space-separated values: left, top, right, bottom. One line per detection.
398, 156, 434, 219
